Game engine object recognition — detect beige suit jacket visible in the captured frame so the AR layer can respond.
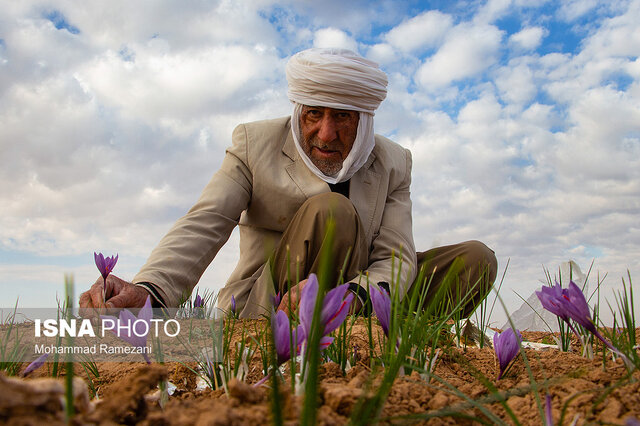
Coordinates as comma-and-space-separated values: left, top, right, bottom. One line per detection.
133, 116, 417, 317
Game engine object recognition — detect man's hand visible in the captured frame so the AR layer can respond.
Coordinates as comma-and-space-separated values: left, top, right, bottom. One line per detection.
79, 275, 150, 315
277, 278, 308, 316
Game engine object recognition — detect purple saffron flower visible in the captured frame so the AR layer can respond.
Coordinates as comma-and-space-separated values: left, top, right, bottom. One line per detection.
102, 295, 152, 364
538, 281, 627, 362
95, 252, 118, 303
193, 293, 203, 308
537, 280, 597, 333
230, 295, 237, 316
94, 252, 118, 280
299, 274, 353, 348
370, 284, 391, 336
493, 328, 521, 380
22, 353, 49, 377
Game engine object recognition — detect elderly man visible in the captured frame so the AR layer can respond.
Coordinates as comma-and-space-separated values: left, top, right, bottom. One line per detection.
79, 48, 497, 318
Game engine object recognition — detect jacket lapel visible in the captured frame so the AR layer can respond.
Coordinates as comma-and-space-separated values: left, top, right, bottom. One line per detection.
350, 151, 381, 243
282, 126, 328, 198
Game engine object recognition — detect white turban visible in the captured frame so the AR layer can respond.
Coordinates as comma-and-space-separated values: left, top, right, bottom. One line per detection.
286, 48, 388, 184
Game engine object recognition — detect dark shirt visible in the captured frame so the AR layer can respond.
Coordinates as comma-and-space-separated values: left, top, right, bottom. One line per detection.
328, 180, 350, 198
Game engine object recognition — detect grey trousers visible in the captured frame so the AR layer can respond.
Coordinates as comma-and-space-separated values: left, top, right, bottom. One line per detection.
271, 192, 497, 316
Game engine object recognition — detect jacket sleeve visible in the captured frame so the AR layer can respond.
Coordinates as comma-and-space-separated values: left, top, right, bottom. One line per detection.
355, 147, 417, 298
132, 124, 252, 307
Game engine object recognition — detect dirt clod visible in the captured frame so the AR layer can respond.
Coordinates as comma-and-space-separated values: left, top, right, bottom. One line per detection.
82, 364, 167, 425
0, 373, 91, 425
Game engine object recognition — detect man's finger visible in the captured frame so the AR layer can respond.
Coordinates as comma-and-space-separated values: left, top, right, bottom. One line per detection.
104, 275, 125, 299
277, 295, 294, 313
79, 291, 92, 309
105, 292, 130, 309
89, 281, 106, 308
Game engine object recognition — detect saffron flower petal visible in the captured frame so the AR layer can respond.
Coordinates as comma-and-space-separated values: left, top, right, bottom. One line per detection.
272, 310, 304, 365
319, 336, 334, 349
273, 310, 291, 364
299, 274, 319, 338
231, 295, 237, 316
273, 292, 282, 308
23, 353, 49, 377
193, 293, 203, 308
102, 295, 152, 363
544, 394, 553, 426
370, 284, 391, 336
493, 328, 521, 380
559, 281, 595, 332
559, 281, 628, 359
536, 282, 570, 322
255, 310, 304, 387
322, 284, 353, 335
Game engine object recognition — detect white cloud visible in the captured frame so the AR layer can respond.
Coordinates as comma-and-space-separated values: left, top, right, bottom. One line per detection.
495, 59, 538, 106
78, 43, 284, 124
509, 26, 547, 50
66, 0, 280, 49
1, 2, 639, 324
579, 2, 640, 58
0, 2, 290, 264
558, 0, 598, 22
473, 0, 513, 24
366, 43, 397, 65
384, 10, 453, 53
313, 27, 358, 52
416, 23, 504, 88
552, 86, 640, 184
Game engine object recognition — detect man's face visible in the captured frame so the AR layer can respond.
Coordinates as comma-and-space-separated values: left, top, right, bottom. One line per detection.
299, 105, 359, 177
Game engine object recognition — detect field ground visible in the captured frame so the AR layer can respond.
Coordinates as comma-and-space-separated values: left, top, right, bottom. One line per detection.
2, 319, 639, 425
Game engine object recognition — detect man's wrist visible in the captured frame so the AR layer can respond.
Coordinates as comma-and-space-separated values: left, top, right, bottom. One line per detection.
347, 282, 371, 316
347, 281, 390, 316
134, 282, 168, 309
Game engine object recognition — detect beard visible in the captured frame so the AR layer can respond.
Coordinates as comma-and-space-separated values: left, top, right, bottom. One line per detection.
300, 135, 344, 177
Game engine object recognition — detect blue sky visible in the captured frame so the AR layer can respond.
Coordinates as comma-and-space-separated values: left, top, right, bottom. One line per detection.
1, 0, 638, 326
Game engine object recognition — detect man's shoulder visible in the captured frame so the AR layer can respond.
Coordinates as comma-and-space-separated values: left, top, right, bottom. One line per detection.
373, 134, 411, 165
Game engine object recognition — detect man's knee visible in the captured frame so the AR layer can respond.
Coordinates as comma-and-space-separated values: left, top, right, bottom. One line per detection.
460, 241, 497, 312
301, 192, 355, 222
298, 192, 362, 259
462, 240, 497, 277
299, 193, 359, 239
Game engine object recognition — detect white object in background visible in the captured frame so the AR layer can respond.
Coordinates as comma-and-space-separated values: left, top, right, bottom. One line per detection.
521, 341, 558, 350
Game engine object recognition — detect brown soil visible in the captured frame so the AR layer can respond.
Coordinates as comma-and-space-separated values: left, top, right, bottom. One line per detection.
2, 321, 639, 425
